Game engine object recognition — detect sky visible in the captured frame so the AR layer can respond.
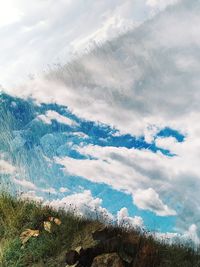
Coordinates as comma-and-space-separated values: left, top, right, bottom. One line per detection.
0, 0, 179, 87
1, 0, 200, 244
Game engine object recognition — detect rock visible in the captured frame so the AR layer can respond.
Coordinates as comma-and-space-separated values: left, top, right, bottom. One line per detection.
65, 250, 80, 265
118, 250, 133, 264
78, 247, 101, 267
77, 236, 122, 266
91, 253, 124, 267
66, 229, 142, 267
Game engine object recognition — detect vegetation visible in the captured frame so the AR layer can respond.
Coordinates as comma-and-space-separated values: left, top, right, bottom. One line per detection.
0, 193, 199, 267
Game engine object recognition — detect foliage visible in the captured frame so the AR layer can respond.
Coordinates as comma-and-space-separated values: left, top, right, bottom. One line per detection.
0, 192, 200, 267
0, 192, 88, 266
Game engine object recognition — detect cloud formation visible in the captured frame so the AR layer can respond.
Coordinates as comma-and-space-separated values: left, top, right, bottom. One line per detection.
133, 188, 176, 216
0, 0, 171, 88
37, 110, 78, 126
146, 0, 180, 9
55, 145, 177, 217
1, 0, 200, 238
55, 137, 200, 235
0, 159, 16, 175
117, 207, 144, 228
45, 190, 113, 222
13, 177, 37, 190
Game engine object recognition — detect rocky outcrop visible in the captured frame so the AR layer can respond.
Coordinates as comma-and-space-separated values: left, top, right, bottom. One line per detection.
91, 253, 124, 267
65, 227, 159, 267
65, 250, 80, 265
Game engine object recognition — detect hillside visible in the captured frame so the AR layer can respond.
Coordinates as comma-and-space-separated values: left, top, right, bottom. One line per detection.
0, 193, 199, 267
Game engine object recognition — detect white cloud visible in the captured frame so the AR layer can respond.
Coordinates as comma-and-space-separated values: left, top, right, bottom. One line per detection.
41, 187, 57, 195
71, 132, 89, 139
54, 140, 200, 236
13, 177, 57, 195
155, 136, 178, 151
183, 224, 200, 245
13, 177, 37, 190
146, 0, 180, 9
133, 188, 177, 216
45, 190, 113, 222
71, 14, 135, 54
152, 224, 200, 245
55, 145, 177, 217
154, 232, 179, 244
46, 191, 144, 229
59, 187, 69, 193
117, 207, 144, 228
0, 1, 23, 27
0, 0, 169, 88
7, 1, 200, 138
37, 110, 78, 126
0, 159, 16, 174
20, 190, 44, 202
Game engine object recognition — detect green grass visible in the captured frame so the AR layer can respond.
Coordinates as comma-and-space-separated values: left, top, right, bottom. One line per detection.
0, 192, 200, 267
0, 193, 93, 267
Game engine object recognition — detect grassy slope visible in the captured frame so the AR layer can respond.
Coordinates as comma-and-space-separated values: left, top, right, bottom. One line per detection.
0, 193, 199, 267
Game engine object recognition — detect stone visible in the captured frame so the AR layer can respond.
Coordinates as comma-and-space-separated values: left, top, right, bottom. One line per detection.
118, 250, 133, 264
65, 250, 80, 265
91, 253, 124, 267
78, 247, 101, 267
77, 236, 121, 266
